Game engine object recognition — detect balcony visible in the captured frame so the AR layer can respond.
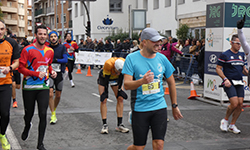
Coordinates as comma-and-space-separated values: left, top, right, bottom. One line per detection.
46, 7, 54, 15
19, 0, 25, 4
19, 31, 25, 37
4, 19, 18, 25
35, 8, 46, 18
28, 26, 32, 30
19, 20, 25, 27
0, 6, 17, 13
69, 20, 72, 28
18, 8, 25, 15
28, 16, 32, 20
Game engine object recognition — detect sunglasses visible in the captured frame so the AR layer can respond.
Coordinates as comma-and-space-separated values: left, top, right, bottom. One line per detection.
232, 41, 241, 45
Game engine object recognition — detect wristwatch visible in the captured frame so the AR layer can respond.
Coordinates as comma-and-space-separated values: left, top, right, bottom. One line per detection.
172, 103, 178, 108
9, 66, 13, 71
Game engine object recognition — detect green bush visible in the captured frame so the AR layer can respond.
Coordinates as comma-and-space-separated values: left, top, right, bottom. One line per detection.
176, 24, 190, 41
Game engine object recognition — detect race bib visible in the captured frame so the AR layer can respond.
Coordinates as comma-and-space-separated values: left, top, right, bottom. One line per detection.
36, 65, 48, 73
68, 48, 74, 53
142, 79, 160, 95
109, 80, 118, 86
0, 68, 6, 78
51, 63, 61, 72
232, 80, 244, 85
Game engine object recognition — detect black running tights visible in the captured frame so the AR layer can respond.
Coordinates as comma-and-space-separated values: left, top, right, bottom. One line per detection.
0, 85, 12, 135
67, 59, 75, 80
22, 89, 49, 146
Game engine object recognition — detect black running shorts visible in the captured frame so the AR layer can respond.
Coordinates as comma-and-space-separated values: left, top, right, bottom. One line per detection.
49, 72, 63, 91
97, 70, 118, 86
12, 70, 21, 84
132, 108, 168, 146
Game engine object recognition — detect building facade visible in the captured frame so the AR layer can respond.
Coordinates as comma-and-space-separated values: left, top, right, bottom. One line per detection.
0, 0, 28, 39
72, 0, 207, 43
33, 0, 72, 41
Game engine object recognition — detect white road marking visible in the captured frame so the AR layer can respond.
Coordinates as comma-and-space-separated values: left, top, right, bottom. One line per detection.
6, 125, 22, 149
92, 93, 114, 102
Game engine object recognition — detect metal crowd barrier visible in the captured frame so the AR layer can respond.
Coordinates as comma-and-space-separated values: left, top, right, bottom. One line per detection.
171, 54, 202, 84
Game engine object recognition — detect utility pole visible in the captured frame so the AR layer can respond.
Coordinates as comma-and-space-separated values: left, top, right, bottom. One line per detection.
81, 0, 91, 37
56, 0, 58, 30
61, 0, 64, 42
128, 5, 132, 39
32, 0, 35, 39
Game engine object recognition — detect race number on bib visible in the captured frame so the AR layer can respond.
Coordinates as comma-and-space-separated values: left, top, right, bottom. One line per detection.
0, 68, 6, 78
51, 63, 61, 72
142, 79, 160, 95
109, 80, 118, 86
232, 80, 244, 85
36, 65, 48, 73
68, 48, 74, 53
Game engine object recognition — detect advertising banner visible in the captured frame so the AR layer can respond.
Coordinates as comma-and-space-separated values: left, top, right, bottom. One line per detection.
75, 52, 112, 65
205, 28, 224, 51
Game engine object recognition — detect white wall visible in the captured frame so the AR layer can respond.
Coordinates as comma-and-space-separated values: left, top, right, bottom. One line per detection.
72, 0, 208, 41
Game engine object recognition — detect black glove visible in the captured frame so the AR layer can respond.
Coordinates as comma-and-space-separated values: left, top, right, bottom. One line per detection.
100, 91, 108, 102
237, 15, 245, 29
117, 89, 128, 99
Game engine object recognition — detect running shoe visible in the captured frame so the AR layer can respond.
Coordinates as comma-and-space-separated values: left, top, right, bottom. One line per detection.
70, 80, 75, 88
0, 134, 10, 150
220, 119, 228, 132
37, 144, 47, 150
101, 124, 108, 134
115, 124, 129, 133
21, 122, 32, 141
13, 101, 18, 108
50, 114, 57, 124
228, 125, 241, 134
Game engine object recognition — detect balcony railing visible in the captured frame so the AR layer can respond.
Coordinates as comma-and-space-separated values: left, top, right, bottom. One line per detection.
46, 7, 54, 14
69, 20, 72, 28
35, 8, 45, 17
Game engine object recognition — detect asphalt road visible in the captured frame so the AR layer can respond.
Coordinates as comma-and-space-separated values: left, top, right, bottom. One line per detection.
7, 68, 250, 150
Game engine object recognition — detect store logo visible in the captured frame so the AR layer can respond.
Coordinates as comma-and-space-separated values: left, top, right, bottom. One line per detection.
209, 54, 217, 63
209, 5, 221, 18
232, 4, 250, 18
206, 29, 214, 48
102, 15, 113, 25
207, 79, 217, 91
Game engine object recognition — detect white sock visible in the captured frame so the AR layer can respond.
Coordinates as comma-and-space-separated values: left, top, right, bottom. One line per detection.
229, 124, 235, 128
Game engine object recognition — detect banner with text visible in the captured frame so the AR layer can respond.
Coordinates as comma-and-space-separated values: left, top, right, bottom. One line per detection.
75, 51, 112, 65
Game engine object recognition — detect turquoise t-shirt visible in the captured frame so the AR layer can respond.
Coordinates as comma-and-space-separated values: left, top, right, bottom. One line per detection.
122, 51, 175, 112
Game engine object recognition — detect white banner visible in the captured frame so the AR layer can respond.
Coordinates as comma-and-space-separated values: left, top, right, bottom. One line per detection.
75, 51, 112, 65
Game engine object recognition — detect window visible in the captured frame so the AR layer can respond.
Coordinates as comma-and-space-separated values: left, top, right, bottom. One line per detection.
19, 28, 24, 32
51, 0, 54, 7
7, 14, 12, 19
20, 15, 24, 20
75, 3, 78, 17
64, 14, 66, 23
80, 3, 84, 16
7, 2, 12, 7
154, 0, 159, 9
51, 16, 54, 25
165, 0, 171, 7
143, 0, 148, 10
178, 0, 185, 5
57, 15, 59, 24
28, 21, 30, 26
110, 0, 122, 12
